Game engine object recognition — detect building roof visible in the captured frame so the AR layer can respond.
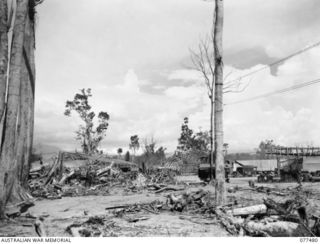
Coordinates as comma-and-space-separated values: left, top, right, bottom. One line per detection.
235, 159, 278, 171
303, 157, 320, 172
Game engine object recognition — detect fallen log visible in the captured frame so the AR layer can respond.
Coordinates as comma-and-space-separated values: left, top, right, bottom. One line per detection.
245, 221, 309, 237
185, 182, 207, 187
126, 216, 150, 223
268, 191, 287, 196
30, 165, 44, 174
105, 202, 156, 210
191, 190, 207, 200
147, 184, 165, 190
215, 208, 244, 236
58, 170, 75, 185
227, 204, 267, 216
154, 186, 185, 194
96, 162, 115, 176
34, 217, 47, 237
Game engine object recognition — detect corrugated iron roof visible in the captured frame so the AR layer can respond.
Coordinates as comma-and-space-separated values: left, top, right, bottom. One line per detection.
303, 157, 320, 171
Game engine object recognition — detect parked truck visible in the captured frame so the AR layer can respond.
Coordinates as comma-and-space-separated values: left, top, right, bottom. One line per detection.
197, 154, 232, 182
233, 161, 257, 177
257, 157, 303, 183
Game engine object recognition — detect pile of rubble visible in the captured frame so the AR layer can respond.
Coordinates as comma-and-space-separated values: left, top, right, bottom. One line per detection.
165, 184, 320, 237
29, 163, 143, 199
212, 196, 315, 237
166, 189, 215, 213
28, 152, 184, 200
146, 169, 177, 185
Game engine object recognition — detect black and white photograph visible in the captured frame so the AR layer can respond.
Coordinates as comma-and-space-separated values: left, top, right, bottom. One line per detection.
1, 0, 320, 239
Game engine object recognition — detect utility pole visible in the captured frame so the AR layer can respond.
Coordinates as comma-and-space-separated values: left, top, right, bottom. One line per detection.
213, 0, 226, 205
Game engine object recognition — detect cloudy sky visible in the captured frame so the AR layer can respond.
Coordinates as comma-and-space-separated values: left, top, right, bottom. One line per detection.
34, 0, 320, 154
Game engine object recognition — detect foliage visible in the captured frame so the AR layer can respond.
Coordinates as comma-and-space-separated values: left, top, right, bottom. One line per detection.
177, 117, 194, 151
117, 148, 123, 156
134, 138, 166, 170
124, 151, 130, 162
129, 135, 140, 155
64, 88, 110, 154
256, 139, 276, 159
177, 117, 210, 153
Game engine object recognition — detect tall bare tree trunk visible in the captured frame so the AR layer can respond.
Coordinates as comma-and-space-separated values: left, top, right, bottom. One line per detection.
0, 0, 29, 217
213, 0, 225, 205
22, 16, 36, 186
0, 0, 8, 150
210, 95, 214, 180
17, 14, 33, 186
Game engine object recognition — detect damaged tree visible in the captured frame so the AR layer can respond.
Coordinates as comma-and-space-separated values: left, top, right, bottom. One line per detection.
213, 0, 225, 205
0, 0, 39, 218
190, 0, 227, 204
64, 88, 110, 155
191, 0, 246, 189
190, 36, 215, 180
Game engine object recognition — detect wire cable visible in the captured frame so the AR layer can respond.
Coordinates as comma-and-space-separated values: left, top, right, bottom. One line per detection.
226, 40, 320, 83
226, 78, 320, 106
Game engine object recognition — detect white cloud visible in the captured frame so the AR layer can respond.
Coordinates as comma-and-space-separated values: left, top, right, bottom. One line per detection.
35, 69, 206, 153
221, 46, 320, 151
35, 45, 320, 153
33, 0, 320, 154
168, 69, 203, 82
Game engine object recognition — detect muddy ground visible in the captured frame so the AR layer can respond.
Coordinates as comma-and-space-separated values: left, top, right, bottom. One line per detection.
1, 176, 320, 237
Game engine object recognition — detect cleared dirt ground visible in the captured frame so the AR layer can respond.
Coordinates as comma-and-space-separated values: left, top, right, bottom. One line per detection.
1, 176, 320, 237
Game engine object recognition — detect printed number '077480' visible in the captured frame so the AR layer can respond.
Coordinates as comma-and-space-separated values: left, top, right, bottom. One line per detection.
300, 238, 318, 243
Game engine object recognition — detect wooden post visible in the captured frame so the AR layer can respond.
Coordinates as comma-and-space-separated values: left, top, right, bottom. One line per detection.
59, 152, 64, 180
213, 0, 225, 205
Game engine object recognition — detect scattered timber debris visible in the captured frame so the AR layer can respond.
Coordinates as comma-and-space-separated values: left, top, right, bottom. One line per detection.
166, 189, 217, 213
28, 151, 184, 200
106, 200, 164, 217
66, 216, 117, 237
214, 195, 315, 237
5, 199, 35, 218
58, 184, 320, 238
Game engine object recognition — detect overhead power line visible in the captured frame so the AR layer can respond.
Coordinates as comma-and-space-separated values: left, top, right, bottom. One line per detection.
227, 40, 320, 83
226, 78, 320, 106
